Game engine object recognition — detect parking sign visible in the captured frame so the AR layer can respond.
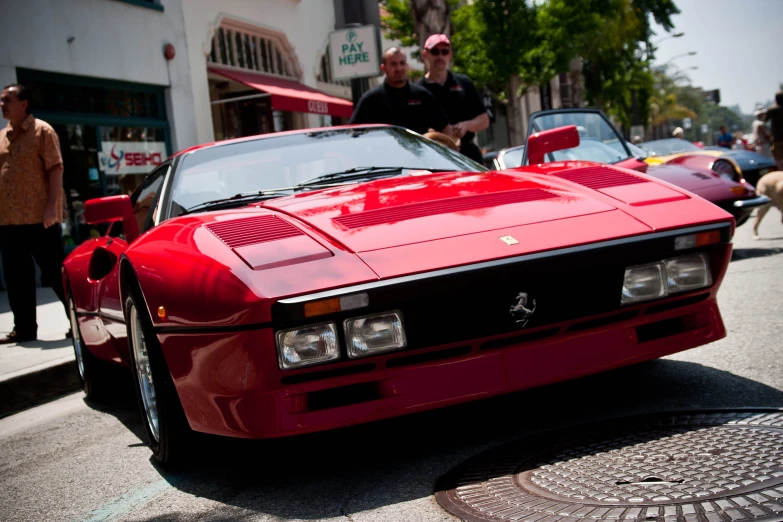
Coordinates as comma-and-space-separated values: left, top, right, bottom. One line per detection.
329, 25, 380, 81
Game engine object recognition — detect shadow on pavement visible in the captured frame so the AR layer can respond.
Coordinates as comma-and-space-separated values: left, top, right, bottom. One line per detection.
81, 365, 148, 443
123, 359, 783, 520
14, 338, 71, 350
731, 246, 783, 261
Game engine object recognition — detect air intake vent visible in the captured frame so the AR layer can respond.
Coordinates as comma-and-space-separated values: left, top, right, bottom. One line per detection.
205, 215, 303, 248
333, 189, 558, 229
554, 166, 646, 189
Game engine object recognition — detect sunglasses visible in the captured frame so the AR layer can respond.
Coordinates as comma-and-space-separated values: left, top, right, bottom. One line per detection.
428, 47, 451, 56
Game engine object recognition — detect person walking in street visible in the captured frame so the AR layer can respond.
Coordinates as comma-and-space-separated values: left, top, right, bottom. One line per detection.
349, 47, 452, 136
0, 84, 69, 344
717, 125, 734, 148
418, 34, 489, 164
765, 91, 783, 170
753, 109, 772, 159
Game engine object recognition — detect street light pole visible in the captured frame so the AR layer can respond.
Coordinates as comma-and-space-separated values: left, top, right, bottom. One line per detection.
663, 51, 697, 68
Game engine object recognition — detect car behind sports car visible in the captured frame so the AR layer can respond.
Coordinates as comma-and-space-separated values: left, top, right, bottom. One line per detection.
493, 110, 770, 227
640, 138, 776, 187
65, 120, 734, 467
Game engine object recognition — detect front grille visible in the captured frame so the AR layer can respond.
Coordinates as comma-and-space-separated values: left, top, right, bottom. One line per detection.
273, 227, 730, 357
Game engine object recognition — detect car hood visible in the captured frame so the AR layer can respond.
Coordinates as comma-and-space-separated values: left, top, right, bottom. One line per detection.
264, 169, 618, 253
725, 150, 776, 170
645, 164, 724, 193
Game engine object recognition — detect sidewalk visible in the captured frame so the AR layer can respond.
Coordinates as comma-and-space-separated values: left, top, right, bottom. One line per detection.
0, 288, 80, 417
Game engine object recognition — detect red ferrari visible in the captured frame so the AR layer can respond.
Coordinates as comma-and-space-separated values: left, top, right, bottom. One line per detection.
64, 114, 734, 467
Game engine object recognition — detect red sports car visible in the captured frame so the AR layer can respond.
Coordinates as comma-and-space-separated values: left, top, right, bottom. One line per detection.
64, 118, 734, 467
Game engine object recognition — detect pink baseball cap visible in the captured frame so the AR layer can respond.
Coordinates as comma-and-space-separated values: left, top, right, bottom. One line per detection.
424, 34, 451, 50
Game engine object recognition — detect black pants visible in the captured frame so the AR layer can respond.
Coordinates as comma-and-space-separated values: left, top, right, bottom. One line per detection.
0, 224, 67, 336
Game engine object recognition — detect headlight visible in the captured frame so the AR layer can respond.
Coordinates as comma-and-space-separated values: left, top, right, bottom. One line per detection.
621, 262, 667, 305
665, 253, 712, 293
344, 311, 407, 358
276, 322, 339, 370
621, 253, 713, 305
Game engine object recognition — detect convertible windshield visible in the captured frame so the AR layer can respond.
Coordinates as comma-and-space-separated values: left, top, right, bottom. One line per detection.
527, 112, 631, 164
169, 126, 485, 217
638, 138, 701, 156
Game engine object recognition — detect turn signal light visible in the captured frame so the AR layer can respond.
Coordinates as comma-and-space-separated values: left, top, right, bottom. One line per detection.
673, 230, 721, 251
303, 292, 369, 318
157, 306, 167, 320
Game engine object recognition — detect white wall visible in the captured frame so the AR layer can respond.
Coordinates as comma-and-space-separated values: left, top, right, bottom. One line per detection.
181, 0, 339, 144
0, 0, 197, 151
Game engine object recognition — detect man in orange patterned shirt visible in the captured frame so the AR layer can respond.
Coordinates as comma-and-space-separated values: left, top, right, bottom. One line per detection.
0, 84, 68, 344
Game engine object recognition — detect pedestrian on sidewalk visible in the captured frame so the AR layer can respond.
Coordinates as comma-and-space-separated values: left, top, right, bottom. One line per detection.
418, 34, 490, 164
349, 47, 453, 137
0, 84, 69, 344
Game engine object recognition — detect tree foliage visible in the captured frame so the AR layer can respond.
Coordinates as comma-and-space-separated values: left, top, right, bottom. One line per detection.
380, 0, 681, 135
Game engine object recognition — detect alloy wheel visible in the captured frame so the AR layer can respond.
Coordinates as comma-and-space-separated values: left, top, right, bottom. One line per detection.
68, 298, 85, 381
130, 305, 160, 442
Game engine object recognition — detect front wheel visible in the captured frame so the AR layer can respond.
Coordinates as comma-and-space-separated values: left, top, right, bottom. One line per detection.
125, 287, 194, 468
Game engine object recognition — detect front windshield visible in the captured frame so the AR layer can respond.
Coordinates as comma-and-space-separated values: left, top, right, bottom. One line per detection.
169, 126, 485, 216
527, 112, 630, 164
500, 147, 525, 168
638, 138, 701, 156
626, 141, 648, 158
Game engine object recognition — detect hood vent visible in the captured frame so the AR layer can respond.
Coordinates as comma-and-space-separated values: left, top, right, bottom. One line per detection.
206, 215, 303, 248
333, 188, 558, 230
554, 166, 646, 190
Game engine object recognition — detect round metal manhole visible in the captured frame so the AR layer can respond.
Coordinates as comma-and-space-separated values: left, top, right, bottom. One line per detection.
435, 410, 783, 522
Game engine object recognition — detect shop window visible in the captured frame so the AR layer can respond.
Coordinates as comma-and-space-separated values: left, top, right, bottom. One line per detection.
207, 22, 299, 79
317, 53, 351, 88
17, 69, 163, 120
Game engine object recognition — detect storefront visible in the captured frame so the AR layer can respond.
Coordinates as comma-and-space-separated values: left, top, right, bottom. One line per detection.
16, 69, 172, 250
202, 17, 353, 140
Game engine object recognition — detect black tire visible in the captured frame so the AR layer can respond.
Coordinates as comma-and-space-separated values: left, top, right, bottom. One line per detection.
124, 285, 194, 468
66, 286, 112, 400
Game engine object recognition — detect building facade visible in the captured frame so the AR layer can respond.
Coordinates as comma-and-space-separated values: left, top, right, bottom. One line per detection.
180, 0, 355, 145
0, 0, 197, 249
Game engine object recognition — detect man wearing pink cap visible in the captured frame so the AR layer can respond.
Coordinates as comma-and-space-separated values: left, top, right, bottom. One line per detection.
419, 34, 489, 163
349, 47, 452, 136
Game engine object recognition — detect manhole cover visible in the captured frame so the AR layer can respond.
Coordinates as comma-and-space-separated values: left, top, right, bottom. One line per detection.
436, 410, 783, 521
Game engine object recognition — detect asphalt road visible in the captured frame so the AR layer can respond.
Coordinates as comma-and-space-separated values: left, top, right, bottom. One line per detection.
2, 210, 782, 522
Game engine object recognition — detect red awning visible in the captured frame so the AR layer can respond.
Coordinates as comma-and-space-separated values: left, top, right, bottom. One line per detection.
208, 67, 353, 119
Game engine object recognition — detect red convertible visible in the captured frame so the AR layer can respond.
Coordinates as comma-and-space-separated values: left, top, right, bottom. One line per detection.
64, 115, 734, 467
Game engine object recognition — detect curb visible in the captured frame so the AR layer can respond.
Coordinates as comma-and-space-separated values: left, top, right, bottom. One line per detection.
0, 360, 81, 418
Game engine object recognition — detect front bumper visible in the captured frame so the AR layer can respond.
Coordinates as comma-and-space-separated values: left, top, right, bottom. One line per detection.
160, 293, 726, 439
733, 195, 771, 208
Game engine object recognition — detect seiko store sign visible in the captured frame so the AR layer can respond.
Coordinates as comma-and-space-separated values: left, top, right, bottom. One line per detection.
99, 141, 167, 174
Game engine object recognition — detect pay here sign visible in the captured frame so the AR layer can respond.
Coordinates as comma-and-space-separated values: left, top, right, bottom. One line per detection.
329, 25, 380, 81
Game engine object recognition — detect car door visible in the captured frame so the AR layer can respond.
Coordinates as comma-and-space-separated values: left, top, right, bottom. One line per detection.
97, 164, 170, 363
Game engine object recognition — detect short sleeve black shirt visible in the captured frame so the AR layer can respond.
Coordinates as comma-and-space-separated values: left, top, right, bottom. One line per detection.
348, 81, 450, 135
418, 72, 487, 143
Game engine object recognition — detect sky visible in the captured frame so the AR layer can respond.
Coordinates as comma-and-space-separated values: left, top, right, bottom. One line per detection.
650, 0, 783, 114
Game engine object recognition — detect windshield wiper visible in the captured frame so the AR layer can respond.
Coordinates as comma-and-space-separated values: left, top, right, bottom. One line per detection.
297, 166, 460, 187
181, 189, 295, 215
296, 166, 407, 187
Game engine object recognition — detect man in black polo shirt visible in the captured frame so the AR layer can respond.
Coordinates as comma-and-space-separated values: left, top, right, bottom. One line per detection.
349, 47, 452, 136
419, 34, 489, 163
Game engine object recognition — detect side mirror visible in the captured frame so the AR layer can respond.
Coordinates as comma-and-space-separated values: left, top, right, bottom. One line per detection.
526, 125, 580, 165
84, 195, 139, 242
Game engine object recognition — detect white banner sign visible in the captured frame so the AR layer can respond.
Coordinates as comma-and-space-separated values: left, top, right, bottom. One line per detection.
329, 25, 380, 81
99, 141, 167, 175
